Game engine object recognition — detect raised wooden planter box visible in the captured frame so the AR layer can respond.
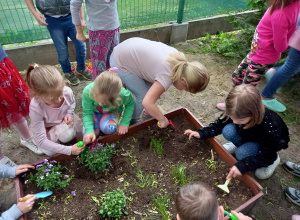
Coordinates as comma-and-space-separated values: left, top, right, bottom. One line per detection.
16, 107, 263, 220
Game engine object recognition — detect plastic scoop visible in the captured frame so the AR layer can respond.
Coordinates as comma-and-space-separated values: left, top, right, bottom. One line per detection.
157, 120, 175, 130
224, 210, 238, 220
217, 176, 232, 193
19, 191, 53, 202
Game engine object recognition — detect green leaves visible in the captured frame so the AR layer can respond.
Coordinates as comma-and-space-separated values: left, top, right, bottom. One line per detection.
78, 143, 115, 174
99, 188, 127, 219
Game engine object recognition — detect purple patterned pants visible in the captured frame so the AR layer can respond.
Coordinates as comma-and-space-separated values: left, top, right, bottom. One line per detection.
89, 27, 120, 80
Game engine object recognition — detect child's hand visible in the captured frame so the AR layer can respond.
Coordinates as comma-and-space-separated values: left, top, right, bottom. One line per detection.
15, 164, 35, 175
231, 211, 252, 220
17, 195, 36, 214
83, 133, 96, 144
157, 117, 169, 128
117, 125, 128, 135
71, 143, 86, 155
184, 129, 200, 140
64, 115, 74, 125
76, 32, 86, 42
227, 166, 242, 179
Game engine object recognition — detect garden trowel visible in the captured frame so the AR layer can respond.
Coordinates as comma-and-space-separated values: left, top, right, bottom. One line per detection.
19, 191, 53, 202
217, 176, 232, 193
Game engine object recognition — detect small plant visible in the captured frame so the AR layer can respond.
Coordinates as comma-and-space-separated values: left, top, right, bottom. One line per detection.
27, 159, 72, 191
172, 164, 194, 186
99, 188, 128, 219
78, 142, 115, 174
150, 137, 165, 155
206, 150, 218, 172
152, 193, 171, 220
136, 166, 158, 188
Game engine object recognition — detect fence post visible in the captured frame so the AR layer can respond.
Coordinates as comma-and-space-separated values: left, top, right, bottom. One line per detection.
177, 0, 186, 24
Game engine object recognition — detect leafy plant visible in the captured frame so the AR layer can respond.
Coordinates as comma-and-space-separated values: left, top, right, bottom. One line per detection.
206, 150, 217, 172
150, 137, 165, 155
78, 142, 115, 174
99, 188, 128, 219
171, 164, 194, 186
27, 159, 72, 191
152, 193, 171, 220
136, 166, 158, 188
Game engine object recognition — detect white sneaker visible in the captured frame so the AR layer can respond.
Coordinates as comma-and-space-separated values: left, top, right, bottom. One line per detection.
20, 137, 44, 155
0, 156, 16, 166
223, 142, 237, 154
255, 154, 280, 180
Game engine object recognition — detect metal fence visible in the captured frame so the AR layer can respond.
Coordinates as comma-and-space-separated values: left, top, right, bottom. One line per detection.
0, 0, 249, 45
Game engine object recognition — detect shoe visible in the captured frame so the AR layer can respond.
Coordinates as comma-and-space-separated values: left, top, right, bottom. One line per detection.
282, 161, 300, 177
0, 156, 16, 166
216, 102, 226, 111
285, 187, 300, 207
142, 109, 152, 119
76, 68, 92, 80
255, 154, 280, 179
262, 98, 286, 112
223, 142, 237, 154
65, 71, 80, 86
20, 137, 44, 155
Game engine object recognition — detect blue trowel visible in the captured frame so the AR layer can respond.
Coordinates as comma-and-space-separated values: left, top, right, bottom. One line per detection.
19, 191, 53, 202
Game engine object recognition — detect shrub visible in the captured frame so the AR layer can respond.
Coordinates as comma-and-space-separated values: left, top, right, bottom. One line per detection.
99, 188, 127, 219
27, 159, 72, 191
78, 142, 115, 174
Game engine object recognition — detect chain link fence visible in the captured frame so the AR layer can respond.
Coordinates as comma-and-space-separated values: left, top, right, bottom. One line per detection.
0, 0, 249, 45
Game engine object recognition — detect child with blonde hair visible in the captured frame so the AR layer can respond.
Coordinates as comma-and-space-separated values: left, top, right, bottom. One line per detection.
110, 37, 209, 127
184, 84, 289, 180
26, 64, 85, 156
175, 182, 252, 220
82, 68, 135, 144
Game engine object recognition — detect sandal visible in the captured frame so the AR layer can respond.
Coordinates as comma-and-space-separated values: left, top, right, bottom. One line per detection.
262, 98, 286, 112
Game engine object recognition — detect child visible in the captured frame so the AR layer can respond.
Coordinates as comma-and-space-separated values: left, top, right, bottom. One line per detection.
184, 84, 289, 180
0, 43, 42, 161
26, 64, 86, 156
217, 0, 300, 110
25, 0, 92, 86
82, 68, 134, 144
175, 182, 252, 220
71, 0, 120, 79
110, 37, 210, 126
0, 163, 36, 220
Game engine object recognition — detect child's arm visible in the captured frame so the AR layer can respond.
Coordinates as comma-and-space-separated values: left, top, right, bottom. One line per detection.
143, 81, 169, 128
29, 105, 73, 155
70, 0, 86, 42
82, 84, 96, 142
0, 164, 16, 178
24, 0, 48, 26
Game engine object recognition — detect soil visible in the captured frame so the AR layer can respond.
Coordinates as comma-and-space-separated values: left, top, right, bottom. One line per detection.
23, 114, 253, 219
1, 40, 300, 219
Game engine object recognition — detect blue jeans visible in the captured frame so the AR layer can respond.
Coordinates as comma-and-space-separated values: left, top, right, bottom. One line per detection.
261, 47, 300, 98
110, 54, 152, 123
45, 14, 86, 74
222, 123, 259, 161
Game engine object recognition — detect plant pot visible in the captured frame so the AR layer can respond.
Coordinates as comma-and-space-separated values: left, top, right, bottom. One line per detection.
15, 107, 263, 220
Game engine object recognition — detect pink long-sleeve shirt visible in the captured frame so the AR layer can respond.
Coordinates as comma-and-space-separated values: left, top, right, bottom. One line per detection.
29, 86, 76, 155
250, 1, 300, 64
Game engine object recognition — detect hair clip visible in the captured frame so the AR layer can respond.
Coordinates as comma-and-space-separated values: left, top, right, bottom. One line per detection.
34, 64, 39, 68
109, 67, 118, 72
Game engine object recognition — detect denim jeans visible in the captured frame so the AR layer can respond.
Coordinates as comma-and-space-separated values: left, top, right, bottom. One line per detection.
222, 123, 260, 161
45, 14, 86, 74
110, 54, 152, 123
261, 47, 300, 98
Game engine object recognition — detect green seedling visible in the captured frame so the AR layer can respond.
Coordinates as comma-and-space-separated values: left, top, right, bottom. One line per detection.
136, 167, 157, 188
152, 194, 171, 220
172, 164, 194, 186
87, 189, 93, 195
150, 137, 165, 155
206, 150, 217, 172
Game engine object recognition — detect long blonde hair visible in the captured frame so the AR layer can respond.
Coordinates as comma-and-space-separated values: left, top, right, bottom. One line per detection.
166, 52, 210, 94
222, 84, 265, 129
92, 70, 122, 107
26, 64, 65, 101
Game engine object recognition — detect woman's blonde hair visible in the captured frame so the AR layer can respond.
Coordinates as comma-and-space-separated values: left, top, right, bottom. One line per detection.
26, 64, 65, 101
166, 52, 210, 94
92, 70, 122, 107
222, 84, 265, 129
